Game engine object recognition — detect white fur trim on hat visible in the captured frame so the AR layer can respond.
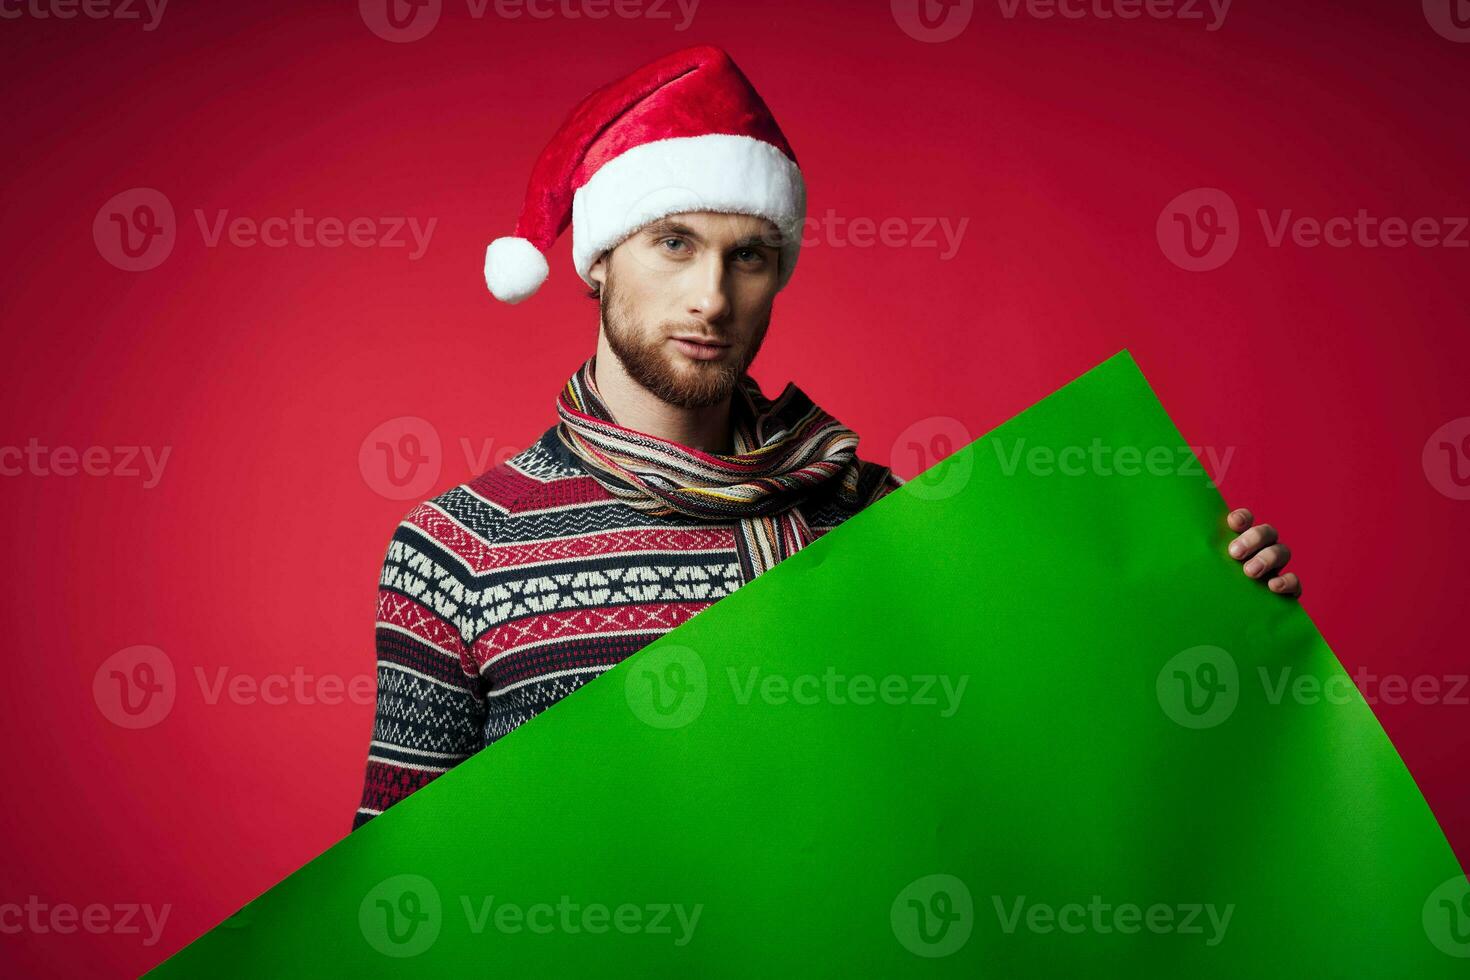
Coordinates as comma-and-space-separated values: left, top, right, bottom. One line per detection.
484, 236, 550, 304
570, 133, 806, 290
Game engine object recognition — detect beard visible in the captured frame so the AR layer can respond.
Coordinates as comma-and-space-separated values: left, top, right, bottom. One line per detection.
600, 268, 771, 410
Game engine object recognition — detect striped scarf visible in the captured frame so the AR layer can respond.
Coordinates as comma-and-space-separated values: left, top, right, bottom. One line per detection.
555, 355, 885, 583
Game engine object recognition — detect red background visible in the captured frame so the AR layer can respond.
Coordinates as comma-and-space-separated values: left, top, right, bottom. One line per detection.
2, 1, 1467, 974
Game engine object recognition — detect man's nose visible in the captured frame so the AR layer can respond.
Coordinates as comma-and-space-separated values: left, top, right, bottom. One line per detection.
685, 252, 731, 323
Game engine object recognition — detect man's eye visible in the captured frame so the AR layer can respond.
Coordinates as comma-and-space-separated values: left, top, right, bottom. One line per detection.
659, 237, 687, 253
734, 248, 765, 264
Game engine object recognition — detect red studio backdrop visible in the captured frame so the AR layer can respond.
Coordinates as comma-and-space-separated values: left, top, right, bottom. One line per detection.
2, 1, 1467, 975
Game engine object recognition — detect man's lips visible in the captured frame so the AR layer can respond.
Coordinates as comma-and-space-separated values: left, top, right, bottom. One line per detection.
669, 335, 731, 361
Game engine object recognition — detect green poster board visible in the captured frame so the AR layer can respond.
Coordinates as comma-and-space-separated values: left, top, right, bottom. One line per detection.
151, 351, 1468, 976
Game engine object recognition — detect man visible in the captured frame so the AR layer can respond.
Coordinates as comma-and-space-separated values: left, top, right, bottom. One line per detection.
353, 45, 1299, 831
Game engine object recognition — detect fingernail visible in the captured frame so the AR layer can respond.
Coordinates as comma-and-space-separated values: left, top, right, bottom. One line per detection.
1229, 542, 1243, 558
1244, 559, 1262, 577
1270, 578, 1284, 591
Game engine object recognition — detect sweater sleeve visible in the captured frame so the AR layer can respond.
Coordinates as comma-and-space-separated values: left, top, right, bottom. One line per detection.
352, 520, 487, 832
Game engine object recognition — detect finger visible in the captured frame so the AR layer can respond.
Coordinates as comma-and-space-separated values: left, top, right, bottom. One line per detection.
1243, 543, 1292, 578
1227, 508, 1254, 532
1228, 523, 1277, 561
1268, 572, 1302, 597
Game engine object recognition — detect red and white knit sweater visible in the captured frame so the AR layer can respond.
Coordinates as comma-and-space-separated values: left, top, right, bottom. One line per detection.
353, 422, 901, 830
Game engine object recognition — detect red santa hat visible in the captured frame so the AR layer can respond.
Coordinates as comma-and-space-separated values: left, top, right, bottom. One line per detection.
483, 44, 806, 304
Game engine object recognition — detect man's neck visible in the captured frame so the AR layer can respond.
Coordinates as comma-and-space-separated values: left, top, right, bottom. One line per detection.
592, 333, 734, 455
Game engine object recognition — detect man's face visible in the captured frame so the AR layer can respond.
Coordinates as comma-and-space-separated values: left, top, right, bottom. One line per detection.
589, 211, 783, 410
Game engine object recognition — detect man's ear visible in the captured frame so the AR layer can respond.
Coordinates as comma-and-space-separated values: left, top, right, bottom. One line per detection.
588, 250, 608, 288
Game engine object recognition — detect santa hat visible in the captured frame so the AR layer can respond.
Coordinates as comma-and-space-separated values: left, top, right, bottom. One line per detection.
483, 44, 806, 304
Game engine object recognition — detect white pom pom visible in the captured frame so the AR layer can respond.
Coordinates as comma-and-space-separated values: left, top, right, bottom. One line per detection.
484, 237, 549, 304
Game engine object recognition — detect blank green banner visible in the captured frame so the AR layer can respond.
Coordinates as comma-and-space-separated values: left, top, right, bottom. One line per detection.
151, 350, 1468, 976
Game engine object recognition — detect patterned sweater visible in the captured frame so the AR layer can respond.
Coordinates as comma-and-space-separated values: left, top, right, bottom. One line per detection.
353, 422, 901, 830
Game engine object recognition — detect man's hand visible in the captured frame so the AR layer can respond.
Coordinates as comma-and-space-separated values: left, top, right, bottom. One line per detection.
1226, 508, 1301, 597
